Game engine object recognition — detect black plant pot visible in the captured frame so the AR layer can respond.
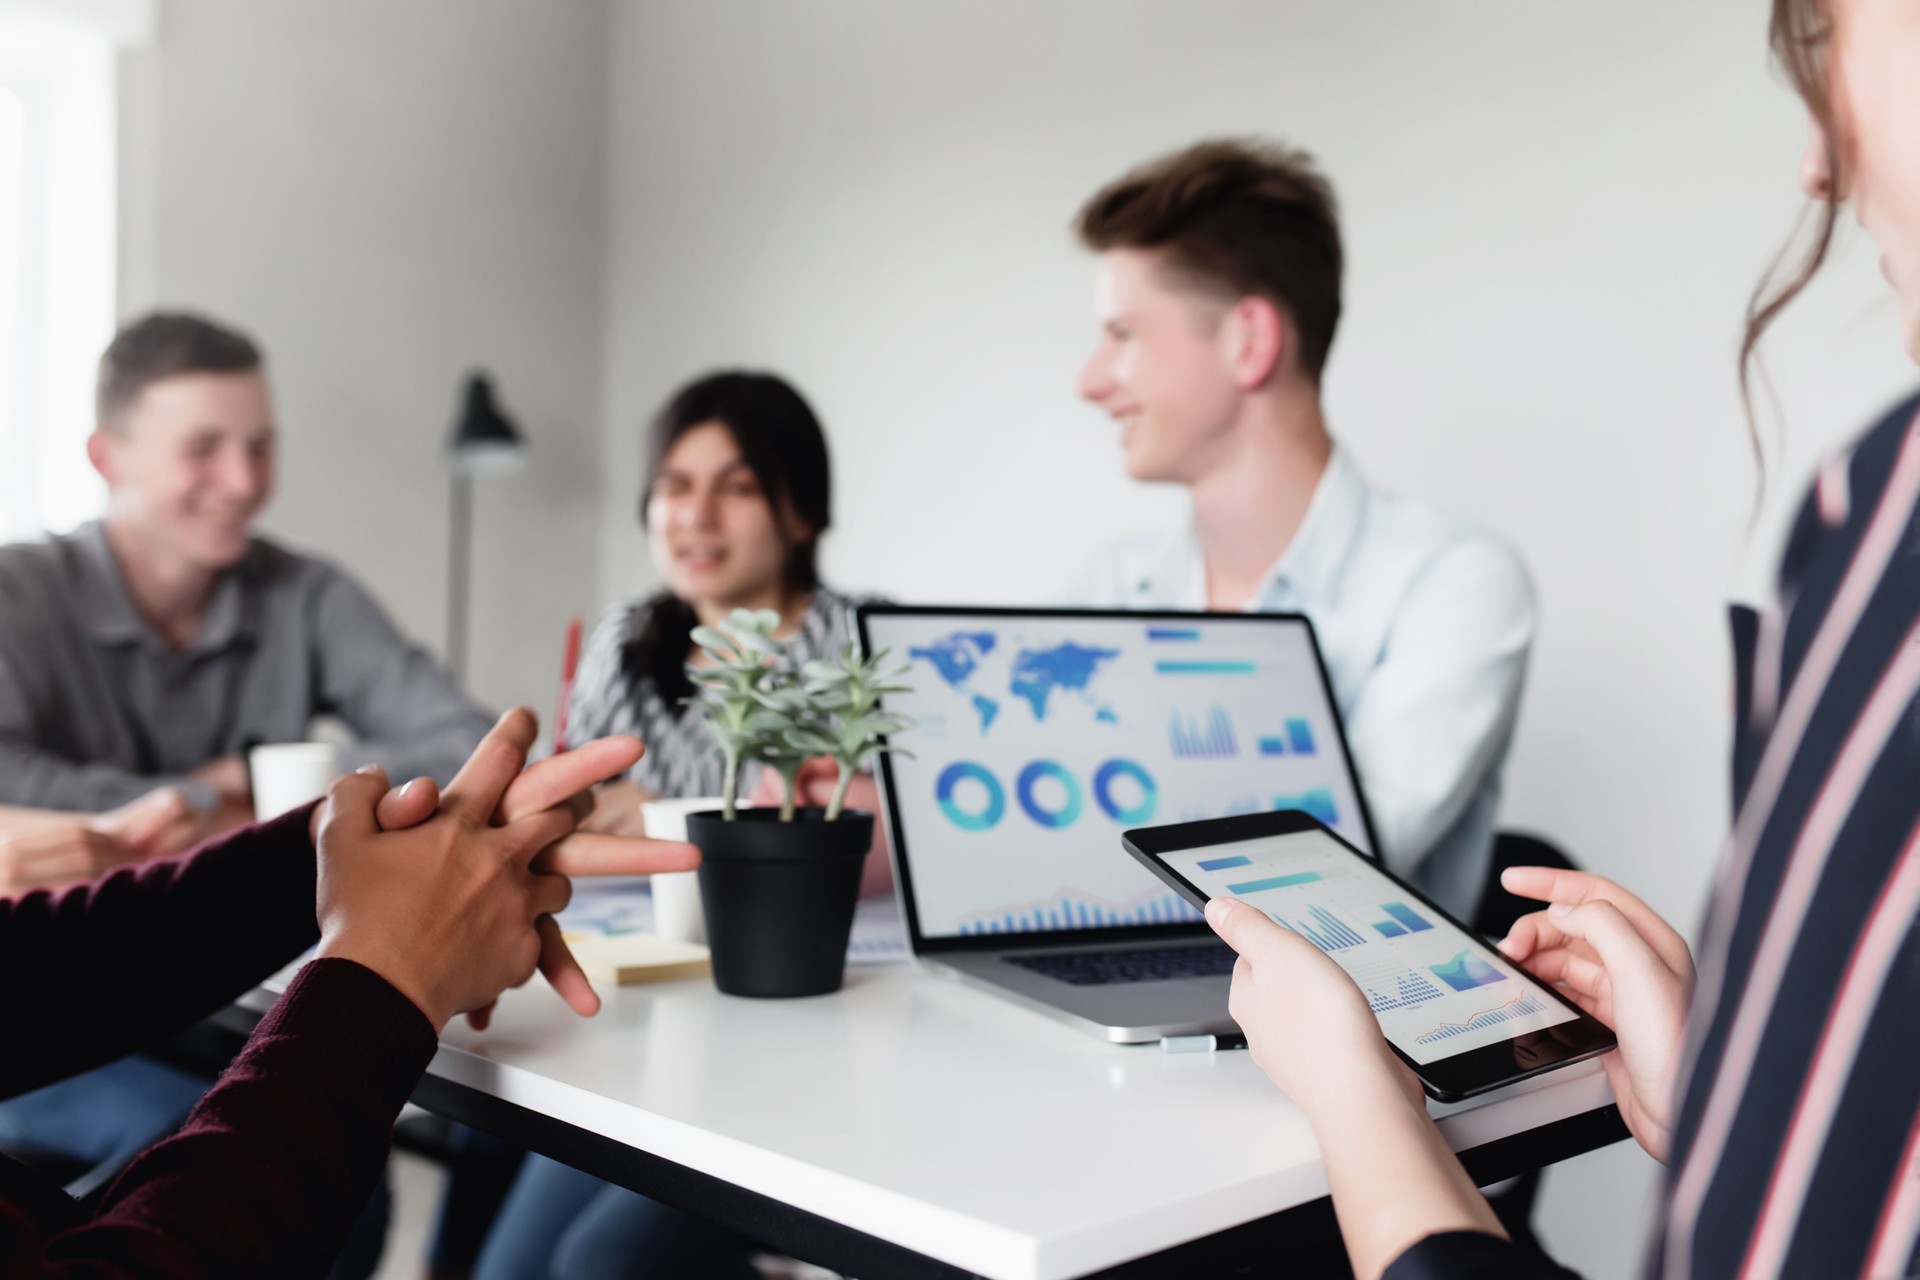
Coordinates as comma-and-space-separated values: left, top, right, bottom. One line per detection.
687, 808, 873, 998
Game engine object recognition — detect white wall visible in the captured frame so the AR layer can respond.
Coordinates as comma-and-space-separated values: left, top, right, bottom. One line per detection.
117, 0, 611, 718
598, 3, 1917, 1272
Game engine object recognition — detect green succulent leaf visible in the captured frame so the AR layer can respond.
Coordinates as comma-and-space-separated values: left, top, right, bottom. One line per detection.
684, 626, 918, 821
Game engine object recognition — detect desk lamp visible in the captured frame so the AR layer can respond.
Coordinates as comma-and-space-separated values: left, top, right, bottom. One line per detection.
446, 372, 527, 686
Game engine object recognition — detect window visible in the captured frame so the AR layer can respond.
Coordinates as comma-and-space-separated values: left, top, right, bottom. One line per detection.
0, 0, 147, 542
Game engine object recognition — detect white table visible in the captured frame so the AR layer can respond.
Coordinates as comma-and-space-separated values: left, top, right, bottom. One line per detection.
356, 958, 1624, 1280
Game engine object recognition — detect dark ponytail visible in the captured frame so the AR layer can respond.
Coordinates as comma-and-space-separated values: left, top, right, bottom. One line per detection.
622, 371, 834, 710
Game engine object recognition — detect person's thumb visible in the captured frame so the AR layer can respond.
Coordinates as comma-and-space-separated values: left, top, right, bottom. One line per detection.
1205, 896, 1289, 957
376, 777, 440, 832
318, 766, 390, 845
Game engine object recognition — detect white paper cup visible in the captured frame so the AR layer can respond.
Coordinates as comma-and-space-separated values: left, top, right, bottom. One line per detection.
248, 742, 343, 821
640, 796, 734, 945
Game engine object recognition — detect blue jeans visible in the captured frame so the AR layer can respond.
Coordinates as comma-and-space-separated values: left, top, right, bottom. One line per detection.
0, 1052, 207, 1181
0, 1052, 391, 1279
471, 1154, 758, 1280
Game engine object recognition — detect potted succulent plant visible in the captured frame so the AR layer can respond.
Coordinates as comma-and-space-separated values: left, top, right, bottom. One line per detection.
683, 608, 912, 997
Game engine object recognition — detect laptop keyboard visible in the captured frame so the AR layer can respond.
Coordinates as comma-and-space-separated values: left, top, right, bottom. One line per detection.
1003, 944, 1237, 986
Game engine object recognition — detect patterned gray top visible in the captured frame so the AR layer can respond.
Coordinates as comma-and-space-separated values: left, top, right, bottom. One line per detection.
566, 587, 865, 799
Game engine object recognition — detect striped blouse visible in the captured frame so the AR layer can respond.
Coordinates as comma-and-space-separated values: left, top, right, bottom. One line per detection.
1389, 389, 1920, 1280
566, 587, 865, 800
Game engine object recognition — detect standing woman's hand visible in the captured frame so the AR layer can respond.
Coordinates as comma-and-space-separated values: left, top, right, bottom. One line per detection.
1497, 867, 1693, 1163
1207, 898, 1506, 1279
1206, 895, 1417, 1109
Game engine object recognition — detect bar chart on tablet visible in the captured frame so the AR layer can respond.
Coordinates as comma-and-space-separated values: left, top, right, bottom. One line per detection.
1414, 992, 1551, 1047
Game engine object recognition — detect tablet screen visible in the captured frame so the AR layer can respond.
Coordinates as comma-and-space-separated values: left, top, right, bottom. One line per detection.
1158, 827, 1578, 1064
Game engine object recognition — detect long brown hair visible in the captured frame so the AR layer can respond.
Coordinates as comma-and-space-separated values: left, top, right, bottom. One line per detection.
1740, 0, 1844, 465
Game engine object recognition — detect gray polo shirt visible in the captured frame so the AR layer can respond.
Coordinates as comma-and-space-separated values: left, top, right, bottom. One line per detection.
0, 520, 494, 812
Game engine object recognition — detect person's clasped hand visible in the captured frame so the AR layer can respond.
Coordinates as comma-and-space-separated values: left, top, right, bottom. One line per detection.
1496, 866, 1693, 1162
96, 786, 206, 861
1205, 895, 1425, 1113
313, 707, 698, 1033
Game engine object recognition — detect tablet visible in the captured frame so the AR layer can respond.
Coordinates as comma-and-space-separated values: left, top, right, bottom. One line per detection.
1123, 810, 1616, 1100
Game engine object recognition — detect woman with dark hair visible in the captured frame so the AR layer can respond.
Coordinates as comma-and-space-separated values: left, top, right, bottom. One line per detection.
1205, 2, 1920, 1277
570, 369, 861, 824
460, 371, 880, 1280
562, 370, 893, 887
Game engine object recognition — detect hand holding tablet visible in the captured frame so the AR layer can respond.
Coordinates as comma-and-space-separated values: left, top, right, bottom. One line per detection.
1202, 890, 1434, 1114
1123, 811, 1616, 1101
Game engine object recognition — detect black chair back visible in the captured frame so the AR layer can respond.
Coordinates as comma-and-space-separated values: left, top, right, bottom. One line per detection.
1472, 831, 1578, 941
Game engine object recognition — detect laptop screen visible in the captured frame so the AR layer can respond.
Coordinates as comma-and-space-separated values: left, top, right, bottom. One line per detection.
858, 608, 1376, 944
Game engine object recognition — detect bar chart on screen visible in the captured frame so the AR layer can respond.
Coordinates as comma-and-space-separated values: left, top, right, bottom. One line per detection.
1370, 901, 1434, 938
1360, 969, 1448, 1013
1168, 705, 1238, 758
1276, 903, 1367, 952
1255, 718, 1319, 756
1413, 992, 1550, 1046
955, 888, 1202, 935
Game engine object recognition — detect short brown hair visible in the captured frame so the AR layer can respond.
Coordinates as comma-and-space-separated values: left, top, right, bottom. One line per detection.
97, 311, 264, 428
1075, 138, 1344, 381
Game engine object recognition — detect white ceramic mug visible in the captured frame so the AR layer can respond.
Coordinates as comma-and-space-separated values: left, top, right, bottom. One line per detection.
248, 742, 343, 821
639, 796, 735, 945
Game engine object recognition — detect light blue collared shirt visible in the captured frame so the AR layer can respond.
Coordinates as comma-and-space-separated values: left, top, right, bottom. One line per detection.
1065, 447, 1536, 917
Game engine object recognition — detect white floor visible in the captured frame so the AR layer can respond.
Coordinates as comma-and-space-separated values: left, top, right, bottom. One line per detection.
1536, 1138, 1663, 1279
373, 1150, 446, 1280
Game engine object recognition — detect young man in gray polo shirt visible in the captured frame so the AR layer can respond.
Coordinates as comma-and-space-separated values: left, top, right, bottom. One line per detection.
0, 311, 493, 893
0, 314, 492, 1274
1065, 140, 1536, 920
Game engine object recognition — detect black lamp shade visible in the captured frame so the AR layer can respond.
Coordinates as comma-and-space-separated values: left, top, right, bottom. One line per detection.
448, 373, 528, 477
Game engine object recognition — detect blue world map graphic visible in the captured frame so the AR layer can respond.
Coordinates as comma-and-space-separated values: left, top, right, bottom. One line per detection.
908, 631, 1121, 733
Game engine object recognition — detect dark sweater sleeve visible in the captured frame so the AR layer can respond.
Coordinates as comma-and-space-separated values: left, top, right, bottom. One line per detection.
1384, 1232, 1585, 1280
0, 804, 323, 1100
0, 957, 437, 1279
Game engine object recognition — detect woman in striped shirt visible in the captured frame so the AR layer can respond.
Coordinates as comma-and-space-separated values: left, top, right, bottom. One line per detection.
1206, 0, 1920, 1276
458, 371, 879, 1280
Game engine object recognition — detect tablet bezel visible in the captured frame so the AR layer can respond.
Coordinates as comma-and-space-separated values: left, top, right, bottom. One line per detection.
1122, 809, 1617, 1101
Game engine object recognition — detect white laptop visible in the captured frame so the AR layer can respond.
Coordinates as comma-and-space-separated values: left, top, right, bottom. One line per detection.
854, 606, 1381, 1042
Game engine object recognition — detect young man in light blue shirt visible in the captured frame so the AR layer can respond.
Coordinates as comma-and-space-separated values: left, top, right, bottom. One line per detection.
1065, 140, 1534, 918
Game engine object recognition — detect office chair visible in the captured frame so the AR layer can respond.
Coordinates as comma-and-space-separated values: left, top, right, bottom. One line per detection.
1473, 830, 1579, 942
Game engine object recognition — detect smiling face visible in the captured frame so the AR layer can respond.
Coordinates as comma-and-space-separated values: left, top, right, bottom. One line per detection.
645, 421, 804, 612
91, 371, 276, 572
1817, 0, 1920, 359
1076, 248, 1248, 484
